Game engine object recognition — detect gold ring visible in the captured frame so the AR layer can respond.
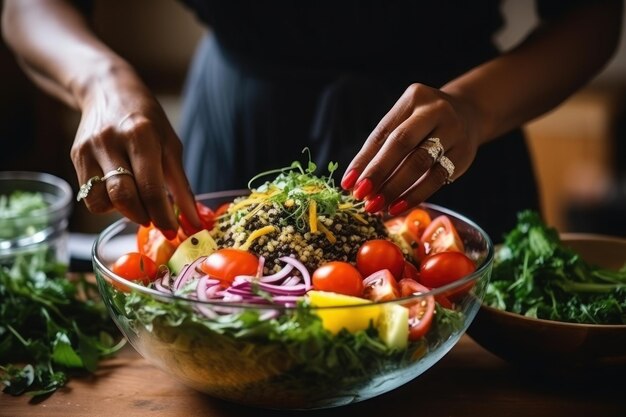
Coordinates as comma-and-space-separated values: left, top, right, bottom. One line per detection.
419, 137, 444, 163
438, 155, 455, 184
102, 166, 134, 181
76, 175, 102, 202
76, 167, 134, 202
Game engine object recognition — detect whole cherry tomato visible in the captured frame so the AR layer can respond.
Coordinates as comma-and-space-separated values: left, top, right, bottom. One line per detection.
419, 251, 476, 300
356, 239, 405, 280
111, 252, 158, 291
312, 261, 364, 297
201, 249, 259, 284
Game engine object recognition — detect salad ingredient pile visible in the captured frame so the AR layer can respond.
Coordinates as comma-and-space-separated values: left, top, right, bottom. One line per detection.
485, 210, 626, 324
112, 155, 479, 347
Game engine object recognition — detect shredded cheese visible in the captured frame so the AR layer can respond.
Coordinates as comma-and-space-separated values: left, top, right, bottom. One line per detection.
317, 221, 336, 244
242, 203, 265, 222
349, 212, 369, 225
230, 198, 264, 212
238, 225, 276, 251
338, 203, 353, 210
309, 200, 318, 233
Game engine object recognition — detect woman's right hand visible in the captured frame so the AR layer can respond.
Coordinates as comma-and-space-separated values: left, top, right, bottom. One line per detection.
71, 64, 200, 238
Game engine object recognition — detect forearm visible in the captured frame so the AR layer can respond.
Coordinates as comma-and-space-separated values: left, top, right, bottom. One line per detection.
1, 0, 132, 109
442, 0, 623, 145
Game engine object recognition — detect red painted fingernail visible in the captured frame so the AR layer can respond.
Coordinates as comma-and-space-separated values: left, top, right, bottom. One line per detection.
388, 199, 408, 217
341, 169, 359, 190
163, 229, 178, 240
365, 194, 385, 213
353, 178, 373, 200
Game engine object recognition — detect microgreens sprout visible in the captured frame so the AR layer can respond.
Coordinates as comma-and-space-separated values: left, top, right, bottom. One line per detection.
245, 148, 357, 231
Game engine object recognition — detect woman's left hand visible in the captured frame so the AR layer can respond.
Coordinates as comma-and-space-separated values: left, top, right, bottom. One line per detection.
341, 83, 482, 216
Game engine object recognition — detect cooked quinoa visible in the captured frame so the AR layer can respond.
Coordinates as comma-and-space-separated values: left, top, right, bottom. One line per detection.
211, 198, 393, 273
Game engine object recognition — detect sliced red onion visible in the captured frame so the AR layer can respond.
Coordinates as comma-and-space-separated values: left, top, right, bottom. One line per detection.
279, 256, 311, 290
257, 281, 307, 295
259, 310, 279, 320
282, 275, 301, 287
259, 264, 294, 283
225, 287, 255, 297
157, 265, 172, 288
174, 256, 207, 291
153, 277, 171, 293
206, 282, 222, 294
194, 275, 217, 318
271, 295, 302, 304
228, 275, 254, 288
256, 255, 265, 278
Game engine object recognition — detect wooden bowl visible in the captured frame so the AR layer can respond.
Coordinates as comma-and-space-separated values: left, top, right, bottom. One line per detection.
467, 233, 626, 368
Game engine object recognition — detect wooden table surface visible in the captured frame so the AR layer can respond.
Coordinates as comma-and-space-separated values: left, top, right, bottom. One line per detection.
2, 335, 624, 417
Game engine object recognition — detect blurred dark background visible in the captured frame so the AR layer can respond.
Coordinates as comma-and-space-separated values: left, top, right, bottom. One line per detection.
0, 0, 625, 240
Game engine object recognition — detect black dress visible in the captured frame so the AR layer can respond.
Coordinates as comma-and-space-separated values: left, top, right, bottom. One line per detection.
176, 1, 542, 242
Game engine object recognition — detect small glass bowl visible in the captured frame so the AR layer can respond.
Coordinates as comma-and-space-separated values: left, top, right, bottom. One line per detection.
0, 171, 73, 264
93, 190, 493, 409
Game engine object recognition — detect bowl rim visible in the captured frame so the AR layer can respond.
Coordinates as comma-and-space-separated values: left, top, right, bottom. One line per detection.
478, 303, 626, 329
481, 232, 626, 329
92, 190, 494, 309
0, 171, 73, 220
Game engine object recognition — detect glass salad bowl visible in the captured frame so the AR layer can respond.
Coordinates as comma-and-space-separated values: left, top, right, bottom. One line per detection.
93, 190, 493, 410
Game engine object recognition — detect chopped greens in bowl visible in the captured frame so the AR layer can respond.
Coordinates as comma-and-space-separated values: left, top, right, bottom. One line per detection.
484, 211, 626, 325
0, 172, 73, 264
469, 211, 626, 367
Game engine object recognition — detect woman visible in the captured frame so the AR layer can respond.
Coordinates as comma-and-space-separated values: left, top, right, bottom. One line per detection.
2, 0, 622, 240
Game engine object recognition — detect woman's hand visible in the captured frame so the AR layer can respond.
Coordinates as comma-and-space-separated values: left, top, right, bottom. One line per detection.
341, 83, 482, 216
71, 65, 199, 238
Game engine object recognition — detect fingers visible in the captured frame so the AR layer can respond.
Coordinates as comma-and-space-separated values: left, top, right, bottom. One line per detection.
161, 128, 201, 229
72, 140, 114, 214
123, 117, 179, 235
341, 84, 423, 191
343, 83, 476, 215
389, 148, 462, 215
356, 113, 441, 204
372, 135, 447, 212
73, 113, 196, 238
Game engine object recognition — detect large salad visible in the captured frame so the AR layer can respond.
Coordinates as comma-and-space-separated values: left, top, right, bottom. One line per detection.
101, 155, 488, 408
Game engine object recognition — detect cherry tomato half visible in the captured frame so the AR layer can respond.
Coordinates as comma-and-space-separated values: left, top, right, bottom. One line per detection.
385, 217, 428, 263
397, 278, 435, 340
401, 260, 420, 281
356, 239, 405, 280
215, 202, 231, 217
362, 269, 400, 302
420, 215, 464, 255
111, 252, 158, 290
419, 251, 476, 300
178, 201, 216, 237
312, 261, 364, 297
404, 208, 432, 241
201, 249, 259, 284
137, 223, 179, 267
